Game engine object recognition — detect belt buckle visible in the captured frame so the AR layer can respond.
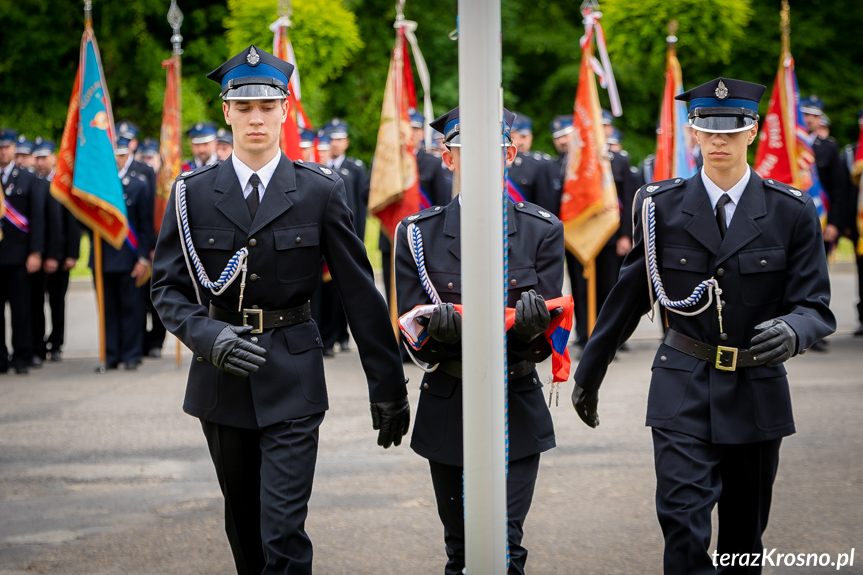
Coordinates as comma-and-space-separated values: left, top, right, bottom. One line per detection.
242, 308, 264, 334
715, 345, 738, 371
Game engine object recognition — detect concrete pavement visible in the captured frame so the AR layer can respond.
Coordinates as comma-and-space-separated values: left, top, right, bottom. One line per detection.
0, 264, 861, 574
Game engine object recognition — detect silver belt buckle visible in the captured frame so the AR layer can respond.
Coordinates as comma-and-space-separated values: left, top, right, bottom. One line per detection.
715, 345, 738, 371
242, 309, 264, 334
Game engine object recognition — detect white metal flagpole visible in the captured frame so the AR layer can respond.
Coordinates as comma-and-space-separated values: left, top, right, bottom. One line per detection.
458, 0, 508, 572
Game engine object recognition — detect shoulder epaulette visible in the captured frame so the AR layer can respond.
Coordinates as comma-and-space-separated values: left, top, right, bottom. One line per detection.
402, 205, 445, 225
637, 177, 686, 198
350, 157, 365, 168
763, 178, 807, 202
513, 200, 559, 224
294, 161, 339, 181
177, 162, 218, 180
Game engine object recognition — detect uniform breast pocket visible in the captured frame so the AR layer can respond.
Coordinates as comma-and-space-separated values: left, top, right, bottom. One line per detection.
661, 245, 709, 302
273, 225, 320, 284
738, 247, 786, 306
191, 227, 236, 271
507, 267, 538, 296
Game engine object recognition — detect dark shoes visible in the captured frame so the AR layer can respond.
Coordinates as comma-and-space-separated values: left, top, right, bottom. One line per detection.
48, 350, 63, 362
31, 357, 43, 368
125, 362, 140, 371
339, 340, 351, 352
15, 366, 29, 375
146, 348, 162, 358
322, 347, 335, 358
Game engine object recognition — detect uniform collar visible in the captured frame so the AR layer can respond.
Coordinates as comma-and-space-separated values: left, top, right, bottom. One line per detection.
231, 150, 281, 194
118, 154, 134, 179
699, 165, 751, 210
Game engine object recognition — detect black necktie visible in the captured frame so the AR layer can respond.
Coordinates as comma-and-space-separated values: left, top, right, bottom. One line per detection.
715, 193, 731, 239
247, 173, 260, 219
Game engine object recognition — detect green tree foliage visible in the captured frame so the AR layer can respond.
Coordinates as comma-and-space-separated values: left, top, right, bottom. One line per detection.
0, 0, 229, 146
223, 0, 364, 127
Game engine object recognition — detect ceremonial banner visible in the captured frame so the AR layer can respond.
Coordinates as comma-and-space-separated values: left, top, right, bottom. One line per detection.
368, 26, 420, 238
156, 54, 181, 234
51, 25, 127, 249
272, 16, 312, 161
754, 52, 827, 227
559, 9, 619, 265
0, 190, 5, 242
654, 26, 696, 182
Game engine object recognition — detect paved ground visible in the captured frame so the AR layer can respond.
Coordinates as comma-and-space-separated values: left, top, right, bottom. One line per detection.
0, 264, 861, 574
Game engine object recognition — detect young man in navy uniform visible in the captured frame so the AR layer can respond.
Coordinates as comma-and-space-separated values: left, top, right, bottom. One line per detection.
572, 78, 836, 574
151, 45, 409, 575
395, 107, 564, 575
0, 128, 46, 374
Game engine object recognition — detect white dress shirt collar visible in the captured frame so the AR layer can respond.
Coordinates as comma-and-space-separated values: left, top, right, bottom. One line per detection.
700, 165, 751, 224
118, 154, 134, 179
232, 151, 282, 200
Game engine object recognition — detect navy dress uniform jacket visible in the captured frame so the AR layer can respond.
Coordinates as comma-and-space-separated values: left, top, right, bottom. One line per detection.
89, 175, 152, 272
334, 156, 367, 241
1, 167, 45, 265
395, 197, 563, 466
508, 151, 556, 214
152, 155, 406, 430
574, 171, 835, 444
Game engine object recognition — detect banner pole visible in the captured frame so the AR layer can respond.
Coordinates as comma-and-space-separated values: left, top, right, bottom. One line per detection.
94, 231, 107, 372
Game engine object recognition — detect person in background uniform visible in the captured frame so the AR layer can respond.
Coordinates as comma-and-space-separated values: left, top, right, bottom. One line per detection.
182, 122, 219, 173
117, 121, 158, 198
409, 107, 452, 209
15, 135, 36, 171
136, 137, 161, 173
28, 138, 58, 367
800, 96, 849, 351
216, 128, 234, 162
842, 110, 863, 336
396, 106, 563, 575
508, 113, 556, 212
299, 127, 316, 163
151, 45, 409, 575
32, 138, 80, 363
90, 137, 152, 370
572, 77, 835, 575
1, 128, 46, 374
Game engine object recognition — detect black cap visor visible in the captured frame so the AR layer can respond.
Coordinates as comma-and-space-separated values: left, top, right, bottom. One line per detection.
689, 115, 757, 134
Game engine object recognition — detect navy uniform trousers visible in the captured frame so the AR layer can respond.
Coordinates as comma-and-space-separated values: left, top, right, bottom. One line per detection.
152, 156, 406, 575
395, 197, 564, 574
574, 172, 835, 574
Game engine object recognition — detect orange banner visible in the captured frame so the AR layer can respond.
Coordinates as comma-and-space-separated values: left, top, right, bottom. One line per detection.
156, 55, 181, 234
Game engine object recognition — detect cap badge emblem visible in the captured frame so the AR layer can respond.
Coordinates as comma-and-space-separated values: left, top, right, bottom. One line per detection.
247, 46, 260, 66
715, 79, 729, 101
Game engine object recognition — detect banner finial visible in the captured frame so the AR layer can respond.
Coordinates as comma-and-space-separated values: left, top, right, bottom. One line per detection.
168, 0, 184, 56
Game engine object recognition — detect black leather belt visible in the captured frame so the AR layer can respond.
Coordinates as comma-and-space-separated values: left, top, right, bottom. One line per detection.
663, 329, 761, 372
209, 302, 311, 334
438, 359, 536, 379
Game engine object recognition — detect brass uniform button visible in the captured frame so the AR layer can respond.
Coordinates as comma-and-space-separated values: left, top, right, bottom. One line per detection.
422, 382, 429, 390
208, 238, 215, 245
760, 259, 767, 267
296, 236, 302, 244
249, 238, 257, 247
249, 274, 258, 282
680, 258, 687, 265
716, 268, 725, 277
510, 279, 517, 286
447, 282, 454, 289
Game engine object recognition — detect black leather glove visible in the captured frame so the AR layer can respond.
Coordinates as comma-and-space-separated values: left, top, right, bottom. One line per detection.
420, 302, 462, 344
210, 325, 267, 377
512, 290, 563, 342
370, 397, 411, 448
572, 383, 599, 428
749, 319, 797, 367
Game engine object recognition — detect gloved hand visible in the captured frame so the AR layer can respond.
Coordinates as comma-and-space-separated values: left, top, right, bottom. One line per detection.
210, 325, 267, 377
418, 302, 462, 344
512, 290, 563, 341
749, 319, 798, 367
370, 397, 411, 448
572, 383, 599, 428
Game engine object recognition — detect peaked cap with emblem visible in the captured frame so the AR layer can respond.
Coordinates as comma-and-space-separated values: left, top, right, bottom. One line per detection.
0, 128, 18, 147
207, 45, 294, 101
32, 137, 56, 157
676, 77, 766, 134
187, 122, 218, 144
550, 115, 574, 139
430, 106, 516, 148
15, 135, 34, 155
